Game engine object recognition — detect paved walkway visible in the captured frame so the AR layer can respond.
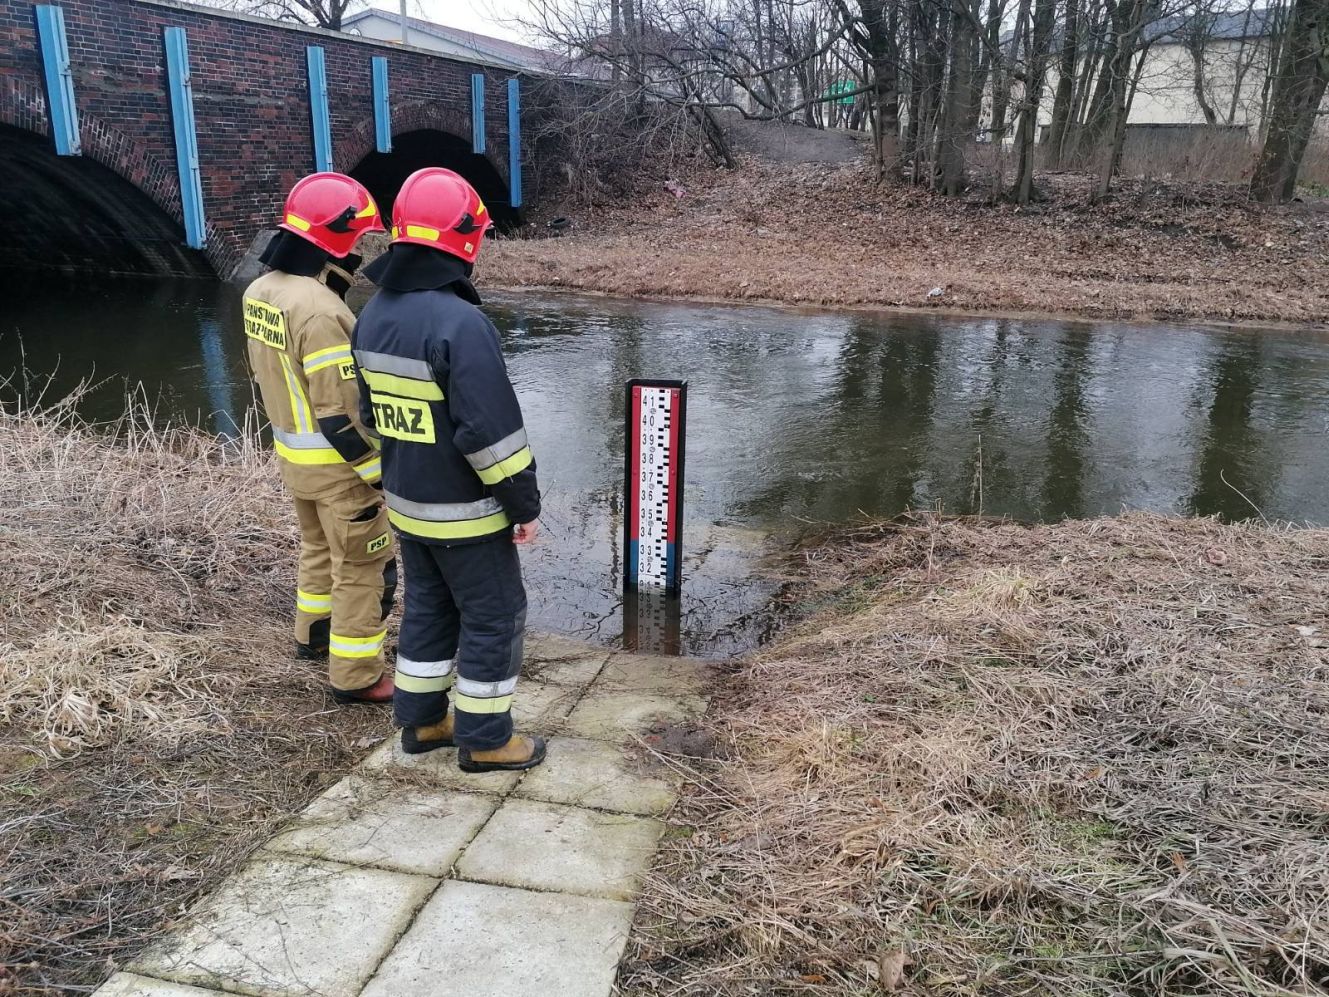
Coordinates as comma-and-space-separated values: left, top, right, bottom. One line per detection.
95, 635, 710, 997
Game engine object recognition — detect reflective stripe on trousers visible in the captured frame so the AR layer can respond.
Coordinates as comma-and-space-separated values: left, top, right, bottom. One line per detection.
393, 536, 527, 751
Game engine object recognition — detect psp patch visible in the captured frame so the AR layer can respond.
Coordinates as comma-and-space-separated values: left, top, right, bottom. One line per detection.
338, 360, 357, 380
366, 532, 391, 555
371, 393, 436, 444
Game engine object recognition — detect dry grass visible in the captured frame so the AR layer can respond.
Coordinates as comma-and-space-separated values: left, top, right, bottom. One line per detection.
622, 513, 1329, 996
483, 156, 1329, 326
0, 389, 388, 995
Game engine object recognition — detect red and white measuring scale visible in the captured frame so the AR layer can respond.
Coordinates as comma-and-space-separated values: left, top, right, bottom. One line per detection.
624, 379, 687, 593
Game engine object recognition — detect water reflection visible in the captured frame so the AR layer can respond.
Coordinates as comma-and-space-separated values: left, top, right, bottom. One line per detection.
5, 278, 1329, 655
624, 590, 683, 656
0, 274, 245, 428
1189, 335, 1267, 520
1043, 327, 1092, 518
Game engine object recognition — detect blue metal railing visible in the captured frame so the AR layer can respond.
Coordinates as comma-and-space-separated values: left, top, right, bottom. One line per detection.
306, 46, 333, 172
164, 27, 207, 250
372, 56, 391, 154
507, 78, 522, 209
34, 5, 80, 155
471, 73, 486, 155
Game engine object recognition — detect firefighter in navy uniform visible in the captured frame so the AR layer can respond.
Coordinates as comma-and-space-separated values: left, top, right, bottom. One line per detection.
244, 172, 397, 705
352, 167, 545, 773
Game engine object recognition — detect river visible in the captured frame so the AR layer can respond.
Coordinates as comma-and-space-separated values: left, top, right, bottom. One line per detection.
5, 273, 1329, 656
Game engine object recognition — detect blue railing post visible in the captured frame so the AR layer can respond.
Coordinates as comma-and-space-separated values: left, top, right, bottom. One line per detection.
371, 56, 391, 154
471, 73, 486, 154
507, 78, 522, 209
34, 5, 81, 155
306, 46, 333, 171
164, 27, 207, 250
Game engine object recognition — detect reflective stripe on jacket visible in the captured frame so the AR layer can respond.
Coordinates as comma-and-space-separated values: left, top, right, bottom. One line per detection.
351, 284, 539, 545
243, 269, 381, 499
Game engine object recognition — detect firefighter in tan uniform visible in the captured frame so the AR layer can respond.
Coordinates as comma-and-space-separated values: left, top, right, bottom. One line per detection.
243, 173, 396, 704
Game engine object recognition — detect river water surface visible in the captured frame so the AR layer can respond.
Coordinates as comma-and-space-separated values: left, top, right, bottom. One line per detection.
6, 274, 1329, 655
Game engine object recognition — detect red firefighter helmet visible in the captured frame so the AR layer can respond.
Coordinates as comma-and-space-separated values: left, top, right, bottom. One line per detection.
277, 172, 384, 258
390, 168, 492, 264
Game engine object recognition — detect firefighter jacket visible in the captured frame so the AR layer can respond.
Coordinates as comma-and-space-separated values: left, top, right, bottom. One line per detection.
351, 280, 540, 545
244, 268, 382, 500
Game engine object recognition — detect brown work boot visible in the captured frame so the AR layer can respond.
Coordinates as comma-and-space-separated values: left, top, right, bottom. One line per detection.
332, 672, 395, 705
401, 713, 455, 755
459, 735, 547, 773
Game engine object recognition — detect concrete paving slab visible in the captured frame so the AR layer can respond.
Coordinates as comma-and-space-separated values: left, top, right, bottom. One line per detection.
512, 679, 582, 729
564, 690, 710, 741
132, 856, 434, 996
362, 736, 521, 794
264, 775, 498, 876
362, 880, 634, 997
457, 798, 663, 900
94, 974, 224, 996
598, 652, 714, 695
523, 635, 609, 687
515, 737, 681, 815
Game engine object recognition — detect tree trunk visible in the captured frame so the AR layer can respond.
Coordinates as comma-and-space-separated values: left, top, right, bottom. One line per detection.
860, 0, 902, 174
936, 0, 979, 194
969, 0, 1006, 135
1100, 6, 1153, 200
1097, 0, 1148, 201
611, 0, 622, 84
1079, 0, 1122, 151
994, 0, 1034, 140
1014, 0, 1058, 201
1250, 0, 1329, 202
1189, 36, 1220, 124
1045, 0, 1081, 165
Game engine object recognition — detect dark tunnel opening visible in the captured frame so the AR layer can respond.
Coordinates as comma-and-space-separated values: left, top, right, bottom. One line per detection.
0, 125, 213, 279
349, 129, 519, 232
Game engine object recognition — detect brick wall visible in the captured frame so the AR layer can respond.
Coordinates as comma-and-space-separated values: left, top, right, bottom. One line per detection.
0, 0, 525, 277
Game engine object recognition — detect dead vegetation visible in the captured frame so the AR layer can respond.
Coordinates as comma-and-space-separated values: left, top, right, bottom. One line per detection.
0, 391, 387, 995
621, 513, 1329, 995
484, 156, 1329, 326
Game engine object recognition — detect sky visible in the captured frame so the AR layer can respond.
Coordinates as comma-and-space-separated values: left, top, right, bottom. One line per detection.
368, 1, 537, 43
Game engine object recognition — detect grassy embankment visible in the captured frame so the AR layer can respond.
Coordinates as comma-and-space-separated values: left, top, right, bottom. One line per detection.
622, 513, 1329, 996
0, 395, 387, 995
3, 391, 1328, 996
482, 159, 1329, 327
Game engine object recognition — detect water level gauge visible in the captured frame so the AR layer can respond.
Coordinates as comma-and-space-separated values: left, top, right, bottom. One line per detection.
624, 379, 687, 593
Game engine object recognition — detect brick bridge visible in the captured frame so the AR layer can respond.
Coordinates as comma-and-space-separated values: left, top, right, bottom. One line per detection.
0, 0, 545, 278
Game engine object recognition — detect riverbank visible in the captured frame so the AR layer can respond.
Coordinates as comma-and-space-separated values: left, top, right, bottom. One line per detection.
4, 401, 1328, 996
620, 513, 1329, 995
481, 159, 1329, 327
0, 400, 388, 994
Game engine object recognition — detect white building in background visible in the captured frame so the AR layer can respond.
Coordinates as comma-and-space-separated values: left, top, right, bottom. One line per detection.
1126, 8, 1280, 128
342, 9, 573, 73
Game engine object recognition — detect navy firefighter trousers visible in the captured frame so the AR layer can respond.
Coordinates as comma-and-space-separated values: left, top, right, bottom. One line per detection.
393, 534, 527, 750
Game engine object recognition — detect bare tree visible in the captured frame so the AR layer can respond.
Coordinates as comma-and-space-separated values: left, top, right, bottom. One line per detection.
1044, 0, 1082, 165
1180, 0, 1223, 123
1250, 0, 1329, 200
1012, 0, 1057, 200
190, 0, 365, 30
935, 0, 980, 193
835, 0, 904, 173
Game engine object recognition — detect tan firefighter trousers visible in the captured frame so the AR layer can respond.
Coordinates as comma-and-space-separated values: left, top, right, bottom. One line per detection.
293, 483, 396, 691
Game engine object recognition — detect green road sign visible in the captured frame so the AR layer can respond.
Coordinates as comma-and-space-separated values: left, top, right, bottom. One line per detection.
823, 79, 858, 106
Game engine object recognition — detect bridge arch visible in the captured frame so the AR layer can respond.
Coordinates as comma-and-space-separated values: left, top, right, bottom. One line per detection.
345, 100, 518, 231
0, 81, 212, 277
